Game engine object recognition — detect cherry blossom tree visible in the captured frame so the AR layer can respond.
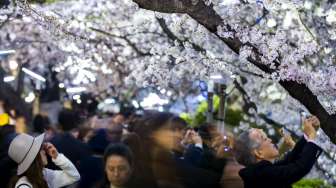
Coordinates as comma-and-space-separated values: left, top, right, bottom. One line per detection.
1, 0, 336, 183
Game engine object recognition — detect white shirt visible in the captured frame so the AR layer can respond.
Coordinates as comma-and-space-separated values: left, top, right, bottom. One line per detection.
15, 154, 80, 188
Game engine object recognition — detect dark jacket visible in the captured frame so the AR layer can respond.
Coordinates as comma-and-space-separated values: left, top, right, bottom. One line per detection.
173, 145, 203, 166
50, 133, 91, 169
239, 137, 322, 188
78, 155, 104, 188
77, 130, 110, 188
173, 145, 221, 188
175, 144, 226, 175
0, 125, 17, 187
176, 159, 221, 188
200, 144, 226, 175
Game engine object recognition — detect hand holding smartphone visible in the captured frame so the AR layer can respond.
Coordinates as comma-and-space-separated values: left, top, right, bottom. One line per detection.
301, 112, 320, 131
303, 117, 318, 140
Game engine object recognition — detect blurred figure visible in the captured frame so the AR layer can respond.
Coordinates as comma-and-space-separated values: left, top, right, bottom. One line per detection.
210, 132, 244, 188
0, 100, 17, 187
8, 133, 80, 188
50, 109, 91, 171
33, 114, 51, 134
132, 112, 182, 188
77, 129, 106, 188
235, 116, 322, 188
111, 114, 126, 127
78, 126, 94, 144
100, 143, 135, 188
178, 129, 204, 167
8, 109, 17, 125
84, 116, 124, 153
77, 116, 99, 144
106, 117, 123, 143
15, 114, 27, 134
32, 114, 55, 141
77, 114, 127, 188
196, 124, 227, 174
0, 119, 17, 187
192, 124, 243, 188
133, 112, 220, 188
122, 132, 158, 188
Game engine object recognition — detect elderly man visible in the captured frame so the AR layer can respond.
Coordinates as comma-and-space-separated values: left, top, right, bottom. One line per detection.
235, 116, 322, 188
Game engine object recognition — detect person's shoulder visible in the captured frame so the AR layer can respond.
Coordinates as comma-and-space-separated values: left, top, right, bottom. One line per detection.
50, 133, 63, 143
239, 161, 272, 179
255, 160, 272, 167
53, 133, 79, 144
242, 160, 272, 170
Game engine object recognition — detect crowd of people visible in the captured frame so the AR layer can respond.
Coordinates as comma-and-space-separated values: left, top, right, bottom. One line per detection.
0, 98, 323, 188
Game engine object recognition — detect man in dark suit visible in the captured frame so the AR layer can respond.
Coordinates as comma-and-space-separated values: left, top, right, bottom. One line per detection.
50, 109, 91, 169
235, 116, 322, 188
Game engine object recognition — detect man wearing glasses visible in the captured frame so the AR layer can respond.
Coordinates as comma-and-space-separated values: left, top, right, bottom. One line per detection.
234, 116, 322, 188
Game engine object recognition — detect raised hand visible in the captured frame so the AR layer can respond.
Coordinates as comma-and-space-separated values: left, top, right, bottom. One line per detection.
190, 130, 203, 145
309, 116, 320, 130
43, 142, 59, 159
181, 129, 193, 146
279, 129, 295, 149
211, 133, 232, 158
303, 117, 317, 140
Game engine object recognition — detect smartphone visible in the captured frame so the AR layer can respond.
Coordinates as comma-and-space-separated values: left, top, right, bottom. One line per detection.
300, 112, 319, 130
300, 111, 310, 119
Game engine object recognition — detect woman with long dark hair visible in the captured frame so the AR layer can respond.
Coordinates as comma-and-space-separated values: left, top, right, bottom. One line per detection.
9, 152, 48, 188
132, 112, 185, 188
8, 133, 80, 188
133, 112, 221, 188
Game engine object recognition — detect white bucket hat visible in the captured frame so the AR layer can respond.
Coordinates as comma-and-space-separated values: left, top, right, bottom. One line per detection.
8, 133, 45, 175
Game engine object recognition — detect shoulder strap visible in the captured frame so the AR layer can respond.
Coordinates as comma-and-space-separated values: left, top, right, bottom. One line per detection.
17, 183, 32, 188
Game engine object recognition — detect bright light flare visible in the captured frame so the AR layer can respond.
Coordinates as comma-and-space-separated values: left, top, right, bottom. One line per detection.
66, 87, 87, 93
0, 50, 16, 56
25, 92, 35, 103
22, 68, 46, 82
3, 76, 15, 82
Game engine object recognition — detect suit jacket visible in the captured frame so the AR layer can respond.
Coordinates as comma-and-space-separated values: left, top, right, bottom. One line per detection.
172, 146, 221, 188
200, 145, 227, 175
50, 133, 91, 169
177, 144, 226, 175
239, 137, 322, 188
173, 145, 203, 166
78, 155, 104, 188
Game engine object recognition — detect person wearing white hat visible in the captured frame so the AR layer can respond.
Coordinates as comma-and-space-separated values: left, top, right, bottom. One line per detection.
8, 133, 80, 188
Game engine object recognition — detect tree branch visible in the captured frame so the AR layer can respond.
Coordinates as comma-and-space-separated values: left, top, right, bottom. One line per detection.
131, 0, 336, 144
89, 27, 151, 56
156, 17, 206, 53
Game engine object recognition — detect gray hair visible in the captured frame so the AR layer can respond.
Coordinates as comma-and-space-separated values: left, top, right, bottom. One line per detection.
234, 130, 261, 166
